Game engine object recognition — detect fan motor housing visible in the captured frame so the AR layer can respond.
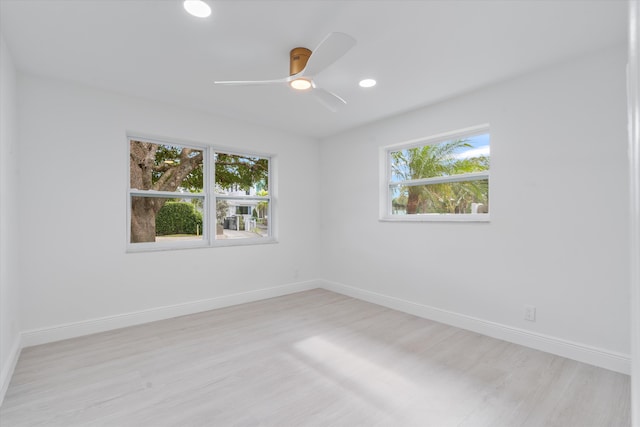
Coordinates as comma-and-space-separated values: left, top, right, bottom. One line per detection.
290, 47, 311, 75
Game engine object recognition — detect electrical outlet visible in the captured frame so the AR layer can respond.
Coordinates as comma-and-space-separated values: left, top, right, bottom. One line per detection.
524, 305, 536, 322
293, 269, 299, 280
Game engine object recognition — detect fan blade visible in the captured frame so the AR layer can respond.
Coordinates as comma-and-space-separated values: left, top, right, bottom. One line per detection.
214, 76, 291, 86
303, 32, 356, 77
312, 88, 346, 112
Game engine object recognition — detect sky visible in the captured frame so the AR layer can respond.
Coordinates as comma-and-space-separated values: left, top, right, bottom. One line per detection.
454, 133, 490, 160
390, 132, 490, 182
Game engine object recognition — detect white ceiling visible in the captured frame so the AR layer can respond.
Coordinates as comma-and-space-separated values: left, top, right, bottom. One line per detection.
0, 0, 628, 139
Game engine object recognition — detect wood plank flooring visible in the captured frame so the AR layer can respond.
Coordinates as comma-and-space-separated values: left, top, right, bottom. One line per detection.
0, 289, 631, 426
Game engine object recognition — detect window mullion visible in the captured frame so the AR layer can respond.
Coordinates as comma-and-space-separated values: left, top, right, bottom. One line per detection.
129, 189, 205, 198
215, 195, 271, 201
390, 171, 490, 188
207, 146, 214, 244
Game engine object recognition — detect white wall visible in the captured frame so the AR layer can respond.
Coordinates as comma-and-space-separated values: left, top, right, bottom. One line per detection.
0, 35, 21, 398
16, 74, 320, 335
319, 46, 630, 358
5, 39, 631, 383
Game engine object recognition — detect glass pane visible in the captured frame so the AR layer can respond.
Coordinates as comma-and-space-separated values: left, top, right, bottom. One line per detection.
390, 134, 490, 182
390, 180, 489, 215
215, 199, 269, 240
214, 153, 269, 196
131, 196, 204, 243
130, 140, 203, 192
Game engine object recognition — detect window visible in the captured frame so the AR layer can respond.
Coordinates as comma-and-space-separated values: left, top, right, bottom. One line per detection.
381, 125, 490, 221
235, 206, 250, 215
128, 137, 272, 251
214, 152, 270, 242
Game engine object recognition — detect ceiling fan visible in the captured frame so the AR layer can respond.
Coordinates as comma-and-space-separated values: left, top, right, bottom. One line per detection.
214, 32, 357, 112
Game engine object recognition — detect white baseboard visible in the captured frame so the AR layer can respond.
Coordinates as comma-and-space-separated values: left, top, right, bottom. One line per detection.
7, 277, 630, 405
318, 279, 631, 375
0, 334, 22, 406
21, 280, 319, 348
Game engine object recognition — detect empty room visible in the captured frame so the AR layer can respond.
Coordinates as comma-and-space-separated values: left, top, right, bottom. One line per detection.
1, 0, 639, 426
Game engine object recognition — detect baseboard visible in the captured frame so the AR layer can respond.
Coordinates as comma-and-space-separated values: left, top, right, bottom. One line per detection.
12, 278, 631, 383
21, 280, 319, 348
0, 334, 22, 406
319, 279, 631, 375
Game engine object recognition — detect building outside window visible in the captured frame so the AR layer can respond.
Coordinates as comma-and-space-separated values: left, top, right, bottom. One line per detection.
214, 152, 270, 240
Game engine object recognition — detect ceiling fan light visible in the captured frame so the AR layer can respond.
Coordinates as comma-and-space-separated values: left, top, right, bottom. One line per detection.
359, 78, 377, 88
184, 0, 211, 18
290, 78, 312, 91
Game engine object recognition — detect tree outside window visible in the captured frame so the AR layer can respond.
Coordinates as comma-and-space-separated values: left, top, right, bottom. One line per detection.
128, 139, 271, 249
385, 129, 490, 219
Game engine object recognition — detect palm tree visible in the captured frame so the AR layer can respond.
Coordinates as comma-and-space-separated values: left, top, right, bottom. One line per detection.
391, 139, 488, 214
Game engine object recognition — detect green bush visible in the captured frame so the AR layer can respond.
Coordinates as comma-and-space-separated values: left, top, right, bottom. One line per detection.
156, 202, 203, 235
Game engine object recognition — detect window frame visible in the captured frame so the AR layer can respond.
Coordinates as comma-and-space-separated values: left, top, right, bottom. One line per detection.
212, 149, 273, 248
379, 124, 491, 222
127, 135, 275, 252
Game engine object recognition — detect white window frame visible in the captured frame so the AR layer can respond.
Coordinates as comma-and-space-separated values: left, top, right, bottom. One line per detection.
212, 149, 273, 248
379, 124, 490, 222
127, 135, 275, 252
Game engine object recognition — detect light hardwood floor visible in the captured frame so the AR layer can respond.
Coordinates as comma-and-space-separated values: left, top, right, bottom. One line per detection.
0, 289, 631, 426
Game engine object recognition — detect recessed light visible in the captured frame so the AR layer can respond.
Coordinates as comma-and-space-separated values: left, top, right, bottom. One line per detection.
184, 0, 211, 18
359, 78, 377, 88
290, 78, 312, 91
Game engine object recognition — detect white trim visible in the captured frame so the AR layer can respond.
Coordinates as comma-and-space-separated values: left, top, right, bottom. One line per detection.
380, 213, 490, 222
627, 1, 640, 424
385, 123, 491, 151
318, 279, 631, 375
20, 280, 318, 348
0, 334, 22, 406
379, 144, 390, 218
127, 238, 209, 253
129, 190, 205, 198
391, 171, 490, 187
127, 133, 209, 152
215, 195, 270, 201
211, 236, 277, 247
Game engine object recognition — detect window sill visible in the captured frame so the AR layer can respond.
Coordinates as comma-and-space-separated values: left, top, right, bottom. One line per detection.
379, 214, 490, 223
127, 237, 278, 253
212, 237, 278, 248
